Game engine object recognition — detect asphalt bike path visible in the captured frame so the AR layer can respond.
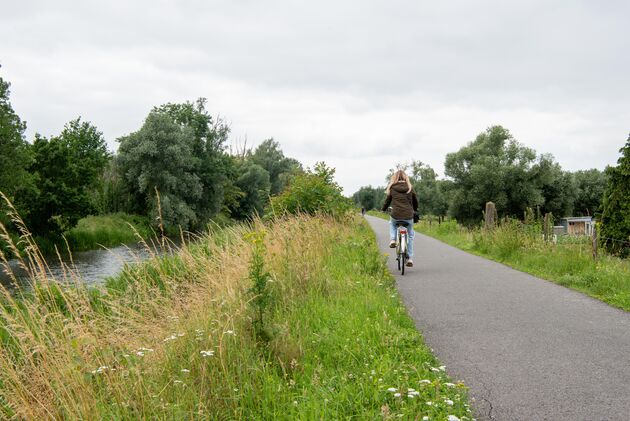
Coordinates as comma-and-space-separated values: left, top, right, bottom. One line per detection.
365, 215, 630, 420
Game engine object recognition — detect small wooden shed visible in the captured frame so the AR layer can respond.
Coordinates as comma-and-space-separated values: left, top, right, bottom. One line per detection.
558, 216, 595, 236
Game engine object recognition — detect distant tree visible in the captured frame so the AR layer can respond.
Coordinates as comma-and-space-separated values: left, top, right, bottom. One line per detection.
352, 185, 385, 210
572, 169, 608, 216
533, 154, 576, 217
250, 138, 301, 195
445, 126, 549, 224
600, 134, 630, 257
117, 111, 203, 230
154, 99, 231, 222
230, 160, 271, 219
0, 75, 36, 216
27, 118, 110, 234
433, 179, 451, 219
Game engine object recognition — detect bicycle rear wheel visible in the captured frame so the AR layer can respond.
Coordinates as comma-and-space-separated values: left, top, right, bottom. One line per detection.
401, 252, 406, 275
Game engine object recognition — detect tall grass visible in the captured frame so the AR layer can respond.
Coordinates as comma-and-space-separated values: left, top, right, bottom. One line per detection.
0, 204, 472, 419
64, 213, 152, 251
410, 215, 630, 311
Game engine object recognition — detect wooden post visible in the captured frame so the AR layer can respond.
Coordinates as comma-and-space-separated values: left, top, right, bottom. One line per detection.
485, 202, 497, 230
543, 212, 553, 242
592, 224, 598, 260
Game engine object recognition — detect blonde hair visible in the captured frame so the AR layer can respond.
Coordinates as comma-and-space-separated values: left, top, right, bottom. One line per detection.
386, 169, 412, 194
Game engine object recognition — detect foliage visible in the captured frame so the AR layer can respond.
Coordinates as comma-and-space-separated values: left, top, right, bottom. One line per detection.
269, 162, 352, 218
26, 118, 110, 234
352, 185, 386, 210
155, 99, 231, 222
246, 229, 272, 342
572, 169, 608, 216
229, 159, 271, 219
445, 125, 573, 224
117, 111, 203, 230
250, 138, 302, 195
0, 76, 36, 221
601, 134, 630, 257
64, 213, 151, 251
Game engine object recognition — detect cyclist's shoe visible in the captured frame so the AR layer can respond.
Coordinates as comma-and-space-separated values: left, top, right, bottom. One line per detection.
389, 240, 396, 248
406, 259, 413, 267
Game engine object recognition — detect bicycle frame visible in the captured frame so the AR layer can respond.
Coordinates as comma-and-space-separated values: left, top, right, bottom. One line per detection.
395, 223, 409, 274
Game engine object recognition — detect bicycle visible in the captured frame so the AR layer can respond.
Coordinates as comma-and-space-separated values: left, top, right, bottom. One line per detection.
393, 220, 410, 275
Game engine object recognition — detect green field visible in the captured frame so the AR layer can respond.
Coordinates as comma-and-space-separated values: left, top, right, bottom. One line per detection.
0, 215, 472, 420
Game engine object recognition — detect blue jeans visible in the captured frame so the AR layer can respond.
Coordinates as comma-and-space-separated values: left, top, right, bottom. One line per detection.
390, 218, 414, 258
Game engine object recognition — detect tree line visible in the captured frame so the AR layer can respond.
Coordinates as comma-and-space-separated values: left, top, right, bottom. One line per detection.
0, 74, 349, 252
353, 125, 630, 256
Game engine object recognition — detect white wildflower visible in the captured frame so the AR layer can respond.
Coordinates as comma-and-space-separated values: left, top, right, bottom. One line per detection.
407, 394, 416, 398
394, 392, 401, 398
426, 401, 433, 406
439, 365, 446, 371
387, 387, 397, 392
420, 379, 431, 384
181, 369, 190, 373
447, 416, 460, 421
136, 351, 145, 357
163, 335, 177, 342
90, 365, 109, 374
445, 382, 455, 388
445, 399, 454, 406
422, 417, 429, 421
200, 350, 215, 357
224, 330, 235, 335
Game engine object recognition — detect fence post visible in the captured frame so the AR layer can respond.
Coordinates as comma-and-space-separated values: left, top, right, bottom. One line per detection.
592, 224, 598, 260
485, 202, 497, 230
543, 212, 553, 242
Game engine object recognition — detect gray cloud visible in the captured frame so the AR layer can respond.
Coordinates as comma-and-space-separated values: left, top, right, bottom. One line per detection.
1, 0, 628, 194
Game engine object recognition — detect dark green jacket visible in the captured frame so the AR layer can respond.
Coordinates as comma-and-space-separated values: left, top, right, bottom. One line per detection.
382, 182, 418, 220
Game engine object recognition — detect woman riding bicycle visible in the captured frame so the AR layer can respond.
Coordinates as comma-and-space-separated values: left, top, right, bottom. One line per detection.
381, 170, 418, 267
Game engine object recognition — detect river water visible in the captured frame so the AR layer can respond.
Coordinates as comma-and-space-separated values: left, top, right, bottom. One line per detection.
0, 242, 159, 291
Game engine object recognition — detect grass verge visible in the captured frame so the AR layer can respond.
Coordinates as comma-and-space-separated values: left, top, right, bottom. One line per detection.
369, 211, 630, 312
0, 214, 472, 419
64, 213, 152, 251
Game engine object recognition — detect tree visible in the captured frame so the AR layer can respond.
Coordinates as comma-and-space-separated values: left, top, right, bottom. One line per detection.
0, 75, 36, 216
533, 154, 576, 217
230, 160, 271, 219
445, 126, 545, 224
117, 111, 203, 230
352, 186, 386, 210
250, 138, 301, 195
27, 118, 110, 234
572, 169, 608, 216
154, 99, 231, 223
600, 134, 630, 256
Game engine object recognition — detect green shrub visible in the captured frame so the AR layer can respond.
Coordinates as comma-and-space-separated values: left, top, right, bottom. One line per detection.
268, 162, 352, 218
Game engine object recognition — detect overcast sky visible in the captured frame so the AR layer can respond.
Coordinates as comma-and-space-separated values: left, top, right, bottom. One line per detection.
2, 0, 629, 194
